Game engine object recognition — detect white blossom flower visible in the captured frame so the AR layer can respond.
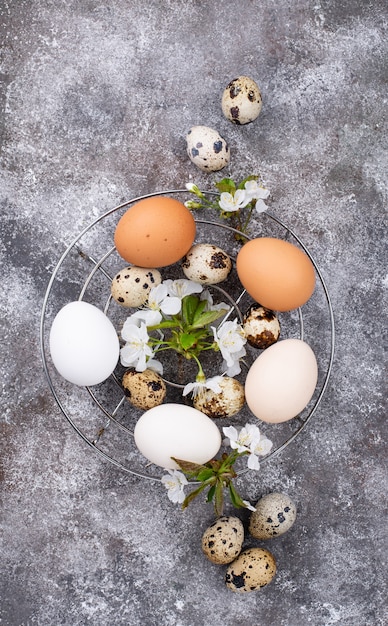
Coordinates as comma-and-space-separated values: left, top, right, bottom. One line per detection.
219, 189, 250, 212
243, 181, 270, 214
127, 283, 181, 327
223, 423, 273, 472
250, 434, 273, 457
242, 499, 256, 512
223, 423, 261, 453
164, 278, 203, 300
120, 322, 154, 371
182, 375, 223, 398
161, 469, 188, 504
212, 319, 246, 373
244, 180, 270, 201
149, 283, 182, 316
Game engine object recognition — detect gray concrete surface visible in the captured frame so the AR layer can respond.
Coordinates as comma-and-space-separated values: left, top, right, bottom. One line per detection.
1, 1, 387, 625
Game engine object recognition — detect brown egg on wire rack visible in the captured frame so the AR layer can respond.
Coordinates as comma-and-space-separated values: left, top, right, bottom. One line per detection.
114, 196, 196, 268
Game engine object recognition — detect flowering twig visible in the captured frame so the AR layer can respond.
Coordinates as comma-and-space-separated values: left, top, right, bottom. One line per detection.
120, 279, 246, 385
185, 176, 270, 240
162, 424, 273, 516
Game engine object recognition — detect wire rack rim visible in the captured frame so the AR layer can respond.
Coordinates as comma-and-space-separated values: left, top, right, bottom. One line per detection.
40, 188, 335, 484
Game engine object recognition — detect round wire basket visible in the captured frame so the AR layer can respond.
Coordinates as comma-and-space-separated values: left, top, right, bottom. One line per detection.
40, 189, 335, 483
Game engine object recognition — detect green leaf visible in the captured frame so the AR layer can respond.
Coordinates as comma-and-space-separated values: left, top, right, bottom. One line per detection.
147, 320, 180, 331
215, 178, 236, 194
214, 480, 225, 517
171, 457, 208, 477
228, 482, 246, 509
192, 299, 207, 323
219, 450, 240, 472
181, 483, 207, 509
197, 468, 216, 482
206, 484, 216, 503
182, 294, 200, 325
188, 308, 228, 330
179, 332, 198, 350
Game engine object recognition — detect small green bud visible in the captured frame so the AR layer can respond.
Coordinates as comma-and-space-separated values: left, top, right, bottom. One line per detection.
184, 200, 203, 209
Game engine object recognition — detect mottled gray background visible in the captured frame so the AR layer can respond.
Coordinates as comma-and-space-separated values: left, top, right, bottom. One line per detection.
1, 1, 387, 625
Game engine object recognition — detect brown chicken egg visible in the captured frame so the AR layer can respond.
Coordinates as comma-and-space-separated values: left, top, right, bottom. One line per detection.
114, 196, 196, 268
236, 237, 315, 312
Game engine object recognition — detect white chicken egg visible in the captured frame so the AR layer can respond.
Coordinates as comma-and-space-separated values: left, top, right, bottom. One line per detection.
134, 403, 222, 469
245, 338, 318, 423
49, 301, 120, 386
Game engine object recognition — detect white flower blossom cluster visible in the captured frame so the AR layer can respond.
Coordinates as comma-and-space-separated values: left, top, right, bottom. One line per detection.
161, 423, 273, 509
119, 278, 247, 380
211, 319, 246, 377
182, 375, 223, 398
223, 423, 273, 471
120, 279, 201, 374
219, 180, 270, 214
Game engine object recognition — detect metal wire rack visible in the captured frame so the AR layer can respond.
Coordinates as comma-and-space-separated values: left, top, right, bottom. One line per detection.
40, 189, 335, 483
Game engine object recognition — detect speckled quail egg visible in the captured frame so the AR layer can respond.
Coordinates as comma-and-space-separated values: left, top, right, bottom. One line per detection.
186, 126, 230, 172
221, 76, 262, 125
243, 304, 280, 349
111, 266, 161, 308
122, 369, 166, 410
181, 243, 232, 285
193, 377, 245, 418
249, 492, 297, 539
202, 516, 244, 565
225, 547, 276, 592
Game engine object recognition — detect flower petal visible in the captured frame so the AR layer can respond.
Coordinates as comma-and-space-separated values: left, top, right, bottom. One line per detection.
132, 309, 163, 326
146, 358, 164, 375
242, 499, 256, 512
160, 296, 181, 315
247, 454, 261, 471
255, 199, 267, 214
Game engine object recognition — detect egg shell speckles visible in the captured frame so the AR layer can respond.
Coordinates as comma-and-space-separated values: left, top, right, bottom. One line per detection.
186, 126, 230, 172
249, 493, 297, 540
122, 369, 166, 410
193, 377, 245, 418
221, 76, 262, 125
111, 266, 162, 308
202, 516, 244, 565
243, 304, 281, 349
225, 547, 276, 593
181, 243, 232, 285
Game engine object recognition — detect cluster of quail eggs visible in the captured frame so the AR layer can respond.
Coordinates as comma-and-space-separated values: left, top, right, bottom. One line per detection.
111, 243, 280, 415
186, 75, 263, 172
201, 492, 296, 593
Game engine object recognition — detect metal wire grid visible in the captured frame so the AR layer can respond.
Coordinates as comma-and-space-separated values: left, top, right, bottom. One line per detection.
40, 189, 335, 482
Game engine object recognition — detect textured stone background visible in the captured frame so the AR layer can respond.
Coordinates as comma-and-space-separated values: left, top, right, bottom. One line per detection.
1, 1, 387, 625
